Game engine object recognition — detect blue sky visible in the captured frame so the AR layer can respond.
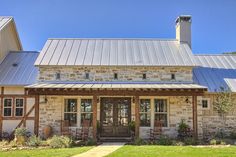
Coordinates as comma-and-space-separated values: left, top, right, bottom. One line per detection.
1, 0, 236, 54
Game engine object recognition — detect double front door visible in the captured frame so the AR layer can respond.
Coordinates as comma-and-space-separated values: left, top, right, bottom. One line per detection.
100, 97, 131, 137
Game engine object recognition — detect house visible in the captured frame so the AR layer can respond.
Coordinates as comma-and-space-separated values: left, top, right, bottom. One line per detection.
0, 15, 235, 140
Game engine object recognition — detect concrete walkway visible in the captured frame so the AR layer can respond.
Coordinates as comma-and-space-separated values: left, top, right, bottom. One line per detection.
72, 142, 125, 157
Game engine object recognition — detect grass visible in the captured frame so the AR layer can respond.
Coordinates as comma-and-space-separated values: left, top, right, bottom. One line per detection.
106, 145, 236, 157
0, 146, 94, 157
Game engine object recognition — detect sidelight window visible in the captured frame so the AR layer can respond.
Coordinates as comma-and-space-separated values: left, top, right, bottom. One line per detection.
64, 99, 77, 126
81, 99, 93, 126
139, 99, 151, 127
154, 99, 168, 127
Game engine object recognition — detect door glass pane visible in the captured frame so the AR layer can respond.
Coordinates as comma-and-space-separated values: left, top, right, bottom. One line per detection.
102, 102, 113, 126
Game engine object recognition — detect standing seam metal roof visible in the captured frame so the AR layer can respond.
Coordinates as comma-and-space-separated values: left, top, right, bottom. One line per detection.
35, 39, 196, 66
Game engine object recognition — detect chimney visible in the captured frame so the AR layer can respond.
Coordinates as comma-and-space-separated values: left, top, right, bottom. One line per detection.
175, 15, 192, 48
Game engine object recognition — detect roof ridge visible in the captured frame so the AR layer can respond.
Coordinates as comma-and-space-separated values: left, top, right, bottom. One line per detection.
195, 54, 236, 56
9, 51, 39, 53
47, 38, 178, 41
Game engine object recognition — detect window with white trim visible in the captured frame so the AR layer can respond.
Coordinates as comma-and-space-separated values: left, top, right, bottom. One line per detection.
3, 98, 12, 117
15, 98, 24, 117
81, 99, 93, 126
139, 99, 151, 127
154, 99, 168, 127
64, 99, 77, 126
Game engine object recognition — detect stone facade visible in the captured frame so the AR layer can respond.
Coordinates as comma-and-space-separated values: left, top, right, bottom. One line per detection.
38, 66, 193, 82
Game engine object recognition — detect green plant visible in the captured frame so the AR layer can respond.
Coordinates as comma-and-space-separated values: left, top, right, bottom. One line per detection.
14, 127, 27, 137
27, 135, 42, 147
215, 129, 227, 139
128, 121, 135, 132
47, 135, 73, 148
172, 140, 184, 146
209, 139, 217, 145
85, 138, 97, 146
156, 135, 173, 145
177, 119, 191, 140
184, 137, 198, 145
133, 138, 145, 145
230, 131, 236, 139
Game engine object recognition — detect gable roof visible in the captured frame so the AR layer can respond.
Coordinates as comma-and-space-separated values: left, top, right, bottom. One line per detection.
193, 55, 236, 92
0, 16, 22, 50
0, 51, 39, 86
35, 38, 196, 66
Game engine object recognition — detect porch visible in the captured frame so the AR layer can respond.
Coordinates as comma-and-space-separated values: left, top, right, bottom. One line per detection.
25, 83, 207, 140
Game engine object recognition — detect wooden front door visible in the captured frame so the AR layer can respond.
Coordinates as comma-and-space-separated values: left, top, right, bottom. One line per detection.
100, 97, 131, 137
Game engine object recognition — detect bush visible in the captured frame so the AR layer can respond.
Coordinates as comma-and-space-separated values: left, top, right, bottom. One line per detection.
27, 135, 42, 147
85, 138, 97, 146
133, 138, 146, 145
177, 119, 191, 140
230, 131, 236, 139
156, 136, 173, 145
172, 140, 184, 146
184, 137, 198, 145
209, 139, 217, 145
14, 127, 27, 137
47, 135, 73, 148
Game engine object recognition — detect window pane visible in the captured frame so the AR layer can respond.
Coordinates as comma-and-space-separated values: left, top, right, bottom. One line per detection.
64, 99, 77, 112
155, 114, 167, 127
15, 108, 23, 116
140, 113, 151, 127
16, 99, 24, 107
202, 100, 208, 108
64, 113, 77, 126
81, 113, 92, 126
4, 108, 11, 116
81, 99, 92, 112
4, 99, 12, 107
140, 99, 151, 112
155, 99, 167, 112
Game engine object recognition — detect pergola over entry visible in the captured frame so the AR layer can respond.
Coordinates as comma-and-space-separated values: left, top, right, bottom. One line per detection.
25, 83, 207, 140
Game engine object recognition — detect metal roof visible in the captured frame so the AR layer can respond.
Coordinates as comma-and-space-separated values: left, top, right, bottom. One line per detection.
0, 51, 39, 86
0, 16, 12, 30
195, 55, 236, 69
35, 38, 196, 66
193, 55, 236, 92
26, 83, 206, 90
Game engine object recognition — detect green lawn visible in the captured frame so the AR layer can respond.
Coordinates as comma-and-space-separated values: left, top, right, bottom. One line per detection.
0, 146, 94, 157
106, 145, 236, 157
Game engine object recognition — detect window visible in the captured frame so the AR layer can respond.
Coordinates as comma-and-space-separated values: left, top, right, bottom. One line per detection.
56, 72, 61, 80
3, 98, 12, 117
81, 99, 93, 126
15, 98, 24, 117
154, 99, 168, 127
114, 73, 118, 80
64, 99, 77, 126
142, 73, 146, 80
202, 99, 210, 109
171, 74, 175, 80
139, 99, 151, 127
85, 73, 90, 79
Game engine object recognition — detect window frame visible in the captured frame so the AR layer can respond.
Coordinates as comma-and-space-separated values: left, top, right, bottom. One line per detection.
14, 98, 24, 117
154, 98, 169, 127
80, 99, 93, 126
202, 98, 210, 110
139, 99, 151, 127
3, 98, 13, 117
64, 98, 78, 127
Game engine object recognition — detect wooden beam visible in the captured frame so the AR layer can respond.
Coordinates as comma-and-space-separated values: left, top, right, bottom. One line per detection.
0, 87, 4, 136
34, 95, 39, 136
135, 95, 140, 138
92, 95, 97, 140
192, 95, 198, 139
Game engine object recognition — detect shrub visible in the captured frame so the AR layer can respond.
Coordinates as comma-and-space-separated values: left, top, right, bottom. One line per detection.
0, 140, 9, 147
85, 138, 97, 146
215, 129, 226, 139
219, 140, 226, 145
27, 135, 42, 147
14, 127, 27, 137
184, 137, 198, 145
209, 139, 217, 145
128, 121, 135, 132
133, 138, 145, 145
172, 140, 184, 146
156, 135, 173, 145
230, 131, 236, 139
177, 119, 191, 140
47, 135, 73, 148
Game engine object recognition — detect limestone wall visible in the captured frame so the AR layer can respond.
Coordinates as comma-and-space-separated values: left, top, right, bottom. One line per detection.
38, 66, 193, 82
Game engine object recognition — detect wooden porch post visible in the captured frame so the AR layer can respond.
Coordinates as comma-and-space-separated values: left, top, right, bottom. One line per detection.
135, 95, 140, 138
0, 87, 4, 136
192, 95, 198, 139
92, 95, 97, 140
34, 95, 39, 136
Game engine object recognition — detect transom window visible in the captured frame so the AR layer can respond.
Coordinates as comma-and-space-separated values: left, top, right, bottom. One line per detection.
3, 98, 12, 117
81, 99, 93, 126
154, 99, 168, 127
139, 99, 151, 127
64, 99, 77, 126
15, 98, 24, 117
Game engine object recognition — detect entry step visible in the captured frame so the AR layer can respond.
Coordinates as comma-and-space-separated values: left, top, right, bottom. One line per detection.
99, 137, 132, 142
